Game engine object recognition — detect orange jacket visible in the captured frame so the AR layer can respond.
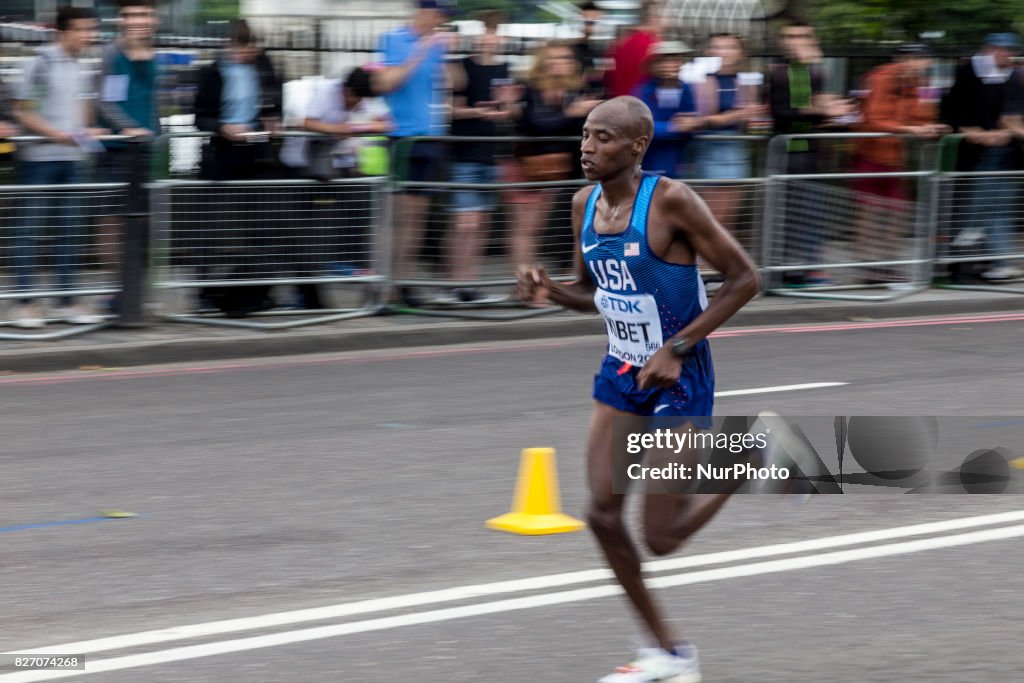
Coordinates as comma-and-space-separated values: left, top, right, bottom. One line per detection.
855, 61, 937, 168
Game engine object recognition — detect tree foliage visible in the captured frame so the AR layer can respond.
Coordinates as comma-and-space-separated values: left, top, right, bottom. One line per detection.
454, 0, 553, 23
810, 0, 1024, 48
194, 0, 240, 24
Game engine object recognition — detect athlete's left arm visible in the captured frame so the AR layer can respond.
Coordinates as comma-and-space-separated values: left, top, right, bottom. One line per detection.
637, 182, 761, 390
671, 182, 760, 341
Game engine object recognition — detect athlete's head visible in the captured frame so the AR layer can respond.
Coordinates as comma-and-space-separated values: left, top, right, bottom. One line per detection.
580, 96, 654, 182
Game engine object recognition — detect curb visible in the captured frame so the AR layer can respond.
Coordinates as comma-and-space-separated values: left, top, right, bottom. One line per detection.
1, 292, 1020, 374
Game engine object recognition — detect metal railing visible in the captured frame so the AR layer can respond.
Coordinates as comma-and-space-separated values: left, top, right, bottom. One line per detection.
148, 131, 390, 329
386, 135, 586, 320
686, 134, 771, 281
0, 134, 149, 339
761, 133, 938, 301
933, 136, 1024, 293
1, 130, 1023, 339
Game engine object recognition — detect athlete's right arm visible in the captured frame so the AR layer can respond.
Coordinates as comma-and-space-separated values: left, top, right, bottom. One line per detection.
515, 186, 598, 313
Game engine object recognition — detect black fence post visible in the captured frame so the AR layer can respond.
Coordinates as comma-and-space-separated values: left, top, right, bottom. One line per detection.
117, 137, 148, 327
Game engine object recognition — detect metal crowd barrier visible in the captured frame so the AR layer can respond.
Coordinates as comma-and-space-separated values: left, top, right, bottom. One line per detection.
934, 147, 1024, 294
0, 134, 146, 339
686, 135, 770, 282
387, 135, 587, 320
386, 134, 770, 319
761, 132, 938, 301
148, 131, 389, 329
5, 128, 1024, 340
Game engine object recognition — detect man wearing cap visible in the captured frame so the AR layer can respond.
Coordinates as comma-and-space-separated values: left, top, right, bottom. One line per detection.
374, 0, 456, 307
634, 41, 703, 178
942, 32, 1024, 282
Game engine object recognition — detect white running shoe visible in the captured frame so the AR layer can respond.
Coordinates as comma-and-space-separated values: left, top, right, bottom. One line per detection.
599, 645, 701, 683
52, 304, 103, 325
11, 304, 46, 329
981, 265, 1024, 281
950, 228, 985, 247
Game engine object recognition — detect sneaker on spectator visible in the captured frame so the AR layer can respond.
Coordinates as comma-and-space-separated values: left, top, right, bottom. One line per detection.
981, 265, 1024, 281
454, 287, 484, 303
397, 286, 426, 309
52, 304, 104, 325
950, 228, 985, 248
429, 291, 462, 306
10, 304, 46, 329
805, 271, 835, 286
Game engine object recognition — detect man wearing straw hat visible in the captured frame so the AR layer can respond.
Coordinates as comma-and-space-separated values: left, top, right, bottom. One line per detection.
633, 40, 704, 178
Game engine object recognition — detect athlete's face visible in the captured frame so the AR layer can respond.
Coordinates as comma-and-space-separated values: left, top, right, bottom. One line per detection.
581, 110, 645, 181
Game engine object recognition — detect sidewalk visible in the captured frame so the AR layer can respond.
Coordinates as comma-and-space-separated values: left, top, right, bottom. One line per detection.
1, 287, 1020, 373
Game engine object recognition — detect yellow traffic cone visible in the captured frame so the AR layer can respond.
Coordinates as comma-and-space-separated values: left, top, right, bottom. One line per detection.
486, 448, 585, 535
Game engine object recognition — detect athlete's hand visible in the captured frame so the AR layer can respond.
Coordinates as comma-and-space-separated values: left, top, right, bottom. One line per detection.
516, 264, 553, 305
636, 346, 684, 390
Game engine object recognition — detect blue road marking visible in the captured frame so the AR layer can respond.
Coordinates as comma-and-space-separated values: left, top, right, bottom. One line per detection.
0, 516, 140, 534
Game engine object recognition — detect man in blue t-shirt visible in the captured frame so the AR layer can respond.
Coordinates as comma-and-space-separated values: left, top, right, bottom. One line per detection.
373, 0, 454, 307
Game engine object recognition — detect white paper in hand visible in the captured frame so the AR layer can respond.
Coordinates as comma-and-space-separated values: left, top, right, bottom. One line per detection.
101, 75, 129, 103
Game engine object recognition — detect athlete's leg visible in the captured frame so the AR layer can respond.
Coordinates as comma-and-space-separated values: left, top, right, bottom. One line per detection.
586, 401, 680, 652
642, 421, 755, 557
643, 493, 733, 557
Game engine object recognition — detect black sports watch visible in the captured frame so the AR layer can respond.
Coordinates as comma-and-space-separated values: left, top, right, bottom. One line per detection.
670, 338, 692, 358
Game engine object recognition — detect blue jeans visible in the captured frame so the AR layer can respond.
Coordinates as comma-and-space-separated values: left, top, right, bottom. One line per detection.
15, 160, 81, 305
448, 161, 498, 213
968, 146, 1016, 259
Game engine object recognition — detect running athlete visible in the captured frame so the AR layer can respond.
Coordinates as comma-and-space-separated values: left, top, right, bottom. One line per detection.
517, 96, 761, 683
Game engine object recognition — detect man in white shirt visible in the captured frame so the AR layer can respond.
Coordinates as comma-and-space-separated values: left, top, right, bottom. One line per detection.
297, 67, 393, 179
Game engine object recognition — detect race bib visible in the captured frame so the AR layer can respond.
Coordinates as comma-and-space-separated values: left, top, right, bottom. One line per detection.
594, 289, 664, 367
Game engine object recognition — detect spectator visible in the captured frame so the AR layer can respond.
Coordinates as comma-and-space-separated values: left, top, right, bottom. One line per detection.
852, 44, 948, 282
296, 67, 393, 179
604, 0, 662, 98
768, 20, 852, 286
693, 33, 765, 236
373, 0, 456, 307
11, 5, 105, 329
512, 41, 600, 271
694, 33, 763, 174
634, 41, 701, 178
96, 0, 161, 293
192, 19, 288, 315
194, 19, 282, 181
573, 1, 607, 95
944, 33, 1023, 282
293, 66, 394, 285
445, 13, 520, 303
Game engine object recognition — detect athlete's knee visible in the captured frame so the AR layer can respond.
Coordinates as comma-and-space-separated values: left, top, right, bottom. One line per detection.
643, 530, 681, 557
586, 499, 624, 538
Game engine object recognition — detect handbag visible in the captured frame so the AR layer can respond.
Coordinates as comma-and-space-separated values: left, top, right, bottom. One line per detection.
521, 152, 573, 182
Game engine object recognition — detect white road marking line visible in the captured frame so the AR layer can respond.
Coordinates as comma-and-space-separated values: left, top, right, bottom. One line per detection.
714, 382, 847, 397
7, 510, 1024, 659
4, 522, 1024, 682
